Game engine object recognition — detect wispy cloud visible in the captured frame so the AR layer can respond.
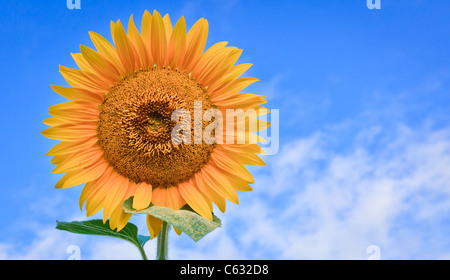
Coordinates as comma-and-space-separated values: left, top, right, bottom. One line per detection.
4, 117, 450, 260
169, 117, 450, 260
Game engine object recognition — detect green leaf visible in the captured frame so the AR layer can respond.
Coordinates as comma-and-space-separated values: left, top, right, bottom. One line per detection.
56, 219, 137, 243
56, 219, 148, 260
137, 235, 151, 247
122, 197, 221, 242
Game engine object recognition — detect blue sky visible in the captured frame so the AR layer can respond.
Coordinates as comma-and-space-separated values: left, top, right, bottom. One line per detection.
1, 0, 450, 260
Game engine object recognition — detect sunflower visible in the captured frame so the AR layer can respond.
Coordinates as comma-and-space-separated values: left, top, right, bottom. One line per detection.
43, 10, 269, 238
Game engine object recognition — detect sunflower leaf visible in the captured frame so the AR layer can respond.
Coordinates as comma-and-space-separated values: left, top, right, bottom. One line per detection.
122, 197, 221, 242
137, 235, 151, 247
56, 219, 148, 259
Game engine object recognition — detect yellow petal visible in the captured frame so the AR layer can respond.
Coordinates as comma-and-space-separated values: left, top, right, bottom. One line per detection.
50, 85, 104, 104
218, 171, 253, 192
52, 147, 103, 174
128, 14, 150, 69
204, 48, 243, 87
231, 182, 253, 192
71, 52, 96, 75
201, 165, 239, 204
48, 100, 98, 112
59, 65, 109, 92
221, 143, 266, 155
194, 172, 226, 212
231, 151, 265, 166
85, 167, 115, 216
132, 183, 153, 210
173, 227, 182, 235
42, 124, 97, 142
79, 180, 96, 210
232, 114, 270, 133
213, 92, 267, 109
196, 47, 241, 86
89, 31, 126, 75
51, 155, 65, 165
151, 187, 167, 207
43, 117, 68, 127
44, 116, 96, 127
109, 204, 132, 231
124, 181, 139, 200
191, 177, 213, 212
111, 20, 136, 74
166, 186, 186, 210
151, 10, 167, 66
192, 41, 228, 78
178, 181, 212, 220
162, 13, 173, 42
210, 149, 254, 183
140, 10, 154, 63
79, 167, 111, 211
55, 160, 108, 189
181, 18, 208, 71
209, 63, 253, 93
146, 215, 163, 239
80, 45, 120, 82
167, 16, 186, 68
48, 101, 99, 123
211, 77, 259, 101
102, 174, 129, 222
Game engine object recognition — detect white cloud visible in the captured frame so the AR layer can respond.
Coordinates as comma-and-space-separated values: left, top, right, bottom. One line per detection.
0, 227, 83, 260
3, 115, 450, 260
169, 120, 450, 260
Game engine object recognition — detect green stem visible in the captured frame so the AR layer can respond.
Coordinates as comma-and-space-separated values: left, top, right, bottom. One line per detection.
137, 244, 148, 260
156, 221, 170, 260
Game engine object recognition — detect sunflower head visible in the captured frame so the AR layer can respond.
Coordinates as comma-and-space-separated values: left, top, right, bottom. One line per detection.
43, 10, 268, 238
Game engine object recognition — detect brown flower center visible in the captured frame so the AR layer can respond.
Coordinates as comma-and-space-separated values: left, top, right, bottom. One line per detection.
97, 67, 216, 188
